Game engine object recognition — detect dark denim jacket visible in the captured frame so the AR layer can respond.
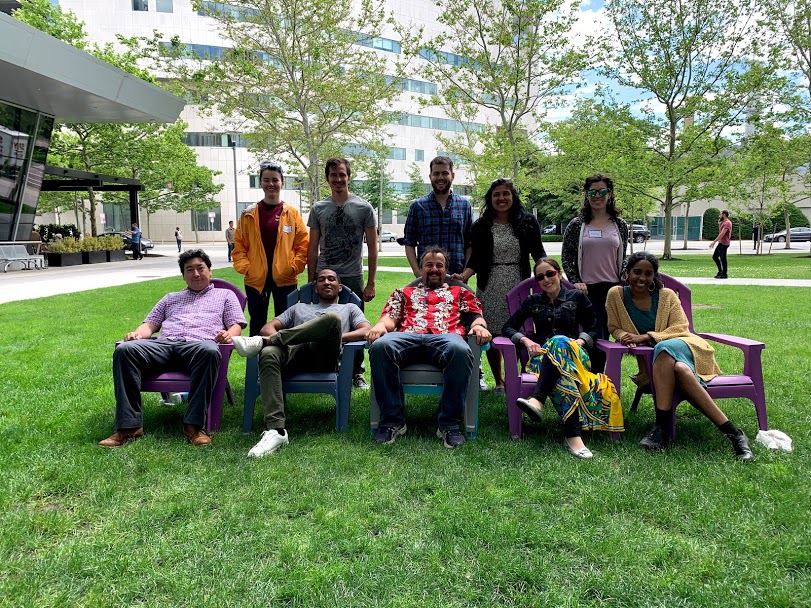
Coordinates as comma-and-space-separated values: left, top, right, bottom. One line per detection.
501, 286, 598, 350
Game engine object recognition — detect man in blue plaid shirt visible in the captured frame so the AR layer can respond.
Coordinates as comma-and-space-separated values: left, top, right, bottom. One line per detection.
403, 156, 472, 278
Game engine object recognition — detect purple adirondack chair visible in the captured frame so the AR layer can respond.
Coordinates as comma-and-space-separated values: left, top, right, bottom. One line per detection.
126, 278, 246, 432
491, 277, 624, 440
626, 274, 767, 438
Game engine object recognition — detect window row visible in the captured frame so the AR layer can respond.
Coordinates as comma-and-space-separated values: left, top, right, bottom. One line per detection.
182, 132, 250, 147
132, 0, 173, 13
394, 113, 484, 133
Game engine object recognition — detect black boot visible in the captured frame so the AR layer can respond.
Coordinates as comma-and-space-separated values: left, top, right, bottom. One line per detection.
727, 431, 754, 462
639, 424, 670, 451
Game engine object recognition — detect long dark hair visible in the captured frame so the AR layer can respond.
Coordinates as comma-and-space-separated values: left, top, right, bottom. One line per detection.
480, 178, 527, 228
624, 251, 663, 291
579, 174, 620, 223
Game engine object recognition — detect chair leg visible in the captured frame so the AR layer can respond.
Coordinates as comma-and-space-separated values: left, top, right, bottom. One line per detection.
243, 356, 260, 434
631, 386, 646, 412
225, 380, 234, 406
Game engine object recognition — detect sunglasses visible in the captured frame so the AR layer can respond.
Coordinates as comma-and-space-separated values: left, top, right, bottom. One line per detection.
260, 161, 284, 173
535, 269, 558, 280
586, 188, 610, 197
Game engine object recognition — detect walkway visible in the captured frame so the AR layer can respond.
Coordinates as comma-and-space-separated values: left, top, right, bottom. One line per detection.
2, 242, 810, 304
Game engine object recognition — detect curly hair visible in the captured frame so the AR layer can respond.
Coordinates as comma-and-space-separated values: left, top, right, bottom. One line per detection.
624, 251, 663, 291
579, 174, 621, 223
480, 178, 527, 228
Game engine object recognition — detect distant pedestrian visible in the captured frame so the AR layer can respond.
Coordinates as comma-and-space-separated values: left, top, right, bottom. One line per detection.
126, 222, 143, 260
709, 210, 732, 278
225, 220, 236, 262
174, 227, 183, 252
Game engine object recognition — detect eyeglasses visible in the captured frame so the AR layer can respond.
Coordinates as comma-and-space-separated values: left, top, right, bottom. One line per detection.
535, 269, 558, 280
586, 188, 610, 197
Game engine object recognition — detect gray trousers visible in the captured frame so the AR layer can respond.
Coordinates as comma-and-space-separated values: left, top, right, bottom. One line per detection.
113, 338, 221, 429
341, 274, 366, 376
258, 313, 343, 429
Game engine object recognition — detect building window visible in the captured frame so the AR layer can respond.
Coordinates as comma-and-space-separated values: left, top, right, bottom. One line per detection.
132, 0, 148, 11
249, 175, 260, 189
156, 0, 173, 13
191, 208, 222, 232
415, 149, 424, 162
389, 147, 406, 160
437, 151, 465, 166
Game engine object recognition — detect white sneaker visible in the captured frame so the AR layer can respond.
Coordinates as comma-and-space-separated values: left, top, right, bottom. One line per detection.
232, 335, 265, 358
247, 429, 289, 458
479, 377, 489, 391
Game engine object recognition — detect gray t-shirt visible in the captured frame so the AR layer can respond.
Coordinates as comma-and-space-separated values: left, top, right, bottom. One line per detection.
275, 302, 368, 334
308, 193, 376, 278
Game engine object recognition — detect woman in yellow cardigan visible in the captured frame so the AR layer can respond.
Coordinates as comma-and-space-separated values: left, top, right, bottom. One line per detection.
606, 252, 753, 461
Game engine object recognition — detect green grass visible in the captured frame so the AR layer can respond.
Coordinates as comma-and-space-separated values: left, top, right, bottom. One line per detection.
1, 269, 810, 607
370, 253, 811, 280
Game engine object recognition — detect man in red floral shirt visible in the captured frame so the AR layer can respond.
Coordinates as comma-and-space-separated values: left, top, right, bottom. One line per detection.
367, 246, 491, 447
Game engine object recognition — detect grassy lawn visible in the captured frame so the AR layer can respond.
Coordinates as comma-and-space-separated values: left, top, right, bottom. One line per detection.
1, 268, 809, 607
370, 253, 811, 280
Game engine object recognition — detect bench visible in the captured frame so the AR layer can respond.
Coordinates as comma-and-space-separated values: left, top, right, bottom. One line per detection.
0, 244, 45, 272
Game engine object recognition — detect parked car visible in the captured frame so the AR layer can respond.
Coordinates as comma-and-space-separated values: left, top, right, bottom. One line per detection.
364, 230, 398, 243
630, 224, 650, 243
106, 231, 154, 256
763, 226, 811, 243
542, 224, 557, 235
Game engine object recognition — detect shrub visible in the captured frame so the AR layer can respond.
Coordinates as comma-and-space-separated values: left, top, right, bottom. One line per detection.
39, 223, 79, 242
98, 235, 124, 250
46, 237, 82, 253
703, 208, 721, 240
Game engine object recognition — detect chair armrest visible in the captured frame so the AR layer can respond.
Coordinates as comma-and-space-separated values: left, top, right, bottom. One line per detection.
698, 333, 765, 379
493, 336, 520, 378
698, 333, 765, 350
339, 340, 366, 369
595, 339, 632, 393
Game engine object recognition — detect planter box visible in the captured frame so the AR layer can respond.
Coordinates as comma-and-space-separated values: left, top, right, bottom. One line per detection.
82, 251, 107, 264
106, 249, 127, 262
47, 252, 83, 267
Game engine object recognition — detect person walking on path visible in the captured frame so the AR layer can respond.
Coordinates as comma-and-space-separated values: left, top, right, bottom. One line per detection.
174, 227, 183, 252
710, 210, 732, 279
126, 222, 143, 260
225, 220, 236, 262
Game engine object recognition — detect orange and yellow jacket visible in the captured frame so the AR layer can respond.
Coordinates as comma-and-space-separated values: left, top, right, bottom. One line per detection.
232, 201, 309, 291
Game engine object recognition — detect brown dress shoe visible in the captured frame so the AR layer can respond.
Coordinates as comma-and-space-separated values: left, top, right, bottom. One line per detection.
183, 423, 211, 446
98, 427, 144, 448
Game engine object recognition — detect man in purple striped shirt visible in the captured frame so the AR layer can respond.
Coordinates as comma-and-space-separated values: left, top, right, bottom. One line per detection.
99, 249, 246, 448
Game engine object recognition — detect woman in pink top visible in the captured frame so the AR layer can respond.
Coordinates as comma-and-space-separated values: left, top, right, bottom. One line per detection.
561, 174, 629, 372
710, 209, 732, 279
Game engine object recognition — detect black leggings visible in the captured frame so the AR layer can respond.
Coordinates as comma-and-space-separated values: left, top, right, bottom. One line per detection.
712, 244, 729, 275
531, 357, 581, 438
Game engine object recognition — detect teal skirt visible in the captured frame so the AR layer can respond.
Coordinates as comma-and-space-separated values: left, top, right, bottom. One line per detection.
654, 338, 707, 387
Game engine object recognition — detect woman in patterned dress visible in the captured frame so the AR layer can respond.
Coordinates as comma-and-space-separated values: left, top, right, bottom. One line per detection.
461, 178, 545, 392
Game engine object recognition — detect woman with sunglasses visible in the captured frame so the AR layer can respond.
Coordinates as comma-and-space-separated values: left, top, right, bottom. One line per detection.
460, 178, 545, 392
561, 174, 629, 372
606, 252, 754, 460
502, 258, 624, 458
232, 162, 309, 336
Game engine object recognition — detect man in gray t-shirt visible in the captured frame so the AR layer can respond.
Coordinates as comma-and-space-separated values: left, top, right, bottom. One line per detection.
231, 268, 371, 457
307, 157, 378, 387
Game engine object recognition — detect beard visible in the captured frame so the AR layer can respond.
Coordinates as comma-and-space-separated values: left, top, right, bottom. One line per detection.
424, 273, 444, 288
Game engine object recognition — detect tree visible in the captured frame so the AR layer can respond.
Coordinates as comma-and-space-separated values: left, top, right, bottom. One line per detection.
720, 121, 810, 252
406, 162, 428, 202
411, 0, 587, 180
542, 97, 660, 242
602, 0, 776, 259
761, 0, 811, 121
143, 0, 408, 206
351, 158, 402, 212
14, 0, 221, 236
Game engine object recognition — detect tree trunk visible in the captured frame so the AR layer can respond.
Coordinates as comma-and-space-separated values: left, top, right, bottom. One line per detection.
784, 207, 791, 249
662, 184, 674, 260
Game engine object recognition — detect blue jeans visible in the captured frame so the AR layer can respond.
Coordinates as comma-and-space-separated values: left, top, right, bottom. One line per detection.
227, 243, 235, 261
369, 332, 474, 430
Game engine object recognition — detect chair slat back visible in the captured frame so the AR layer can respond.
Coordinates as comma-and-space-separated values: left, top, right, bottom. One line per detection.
659, 274, 694, 332
211, 278, 247, 310
287, 283, 361, 307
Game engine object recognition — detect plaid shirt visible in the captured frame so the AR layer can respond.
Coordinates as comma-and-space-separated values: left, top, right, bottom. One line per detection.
144, 284, 246, 341
382, 283, 482, 336
403, 190, 472, 274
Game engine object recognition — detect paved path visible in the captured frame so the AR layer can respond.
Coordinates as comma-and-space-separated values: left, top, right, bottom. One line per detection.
2, 242, 810, 304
